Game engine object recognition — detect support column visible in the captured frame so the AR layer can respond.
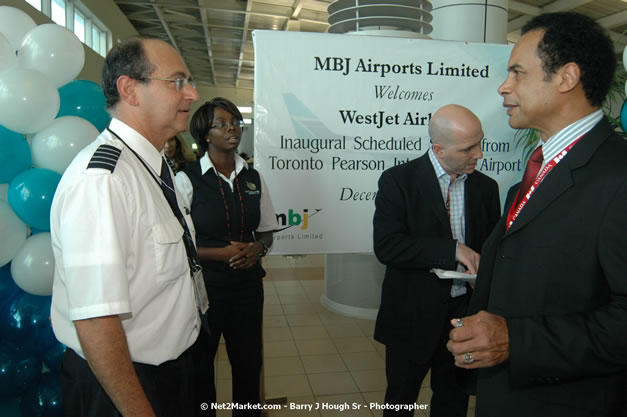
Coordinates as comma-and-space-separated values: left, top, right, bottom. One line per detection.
430, 0, 508, 44
322, 254, 385, 319
322, 0, 433, 319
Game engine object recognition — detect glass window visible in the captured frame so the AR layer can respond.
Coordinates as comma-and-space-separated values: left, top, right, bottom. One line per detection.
92, 26, 100, 53
74, 10, 85, 42
31, 0, 110, 57
25, 0, 41, 10
92, 25, 106, 56
51, 0, 66, 26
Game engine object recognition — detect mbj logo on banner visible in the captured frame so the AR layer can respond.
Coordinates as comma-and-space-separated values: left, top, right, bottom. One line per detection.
253, 31, 523, 255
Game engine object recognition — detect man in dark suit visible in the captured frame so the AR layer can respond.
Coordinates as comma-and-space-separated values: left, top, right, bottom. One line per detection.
447, 12, 627, 417
373, 104, 501, 416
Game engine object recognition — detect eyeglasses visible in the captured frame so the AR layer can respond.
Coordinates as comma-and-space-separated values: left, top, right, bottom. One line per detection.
210, 120, 245, 130
144, 76, 196, 91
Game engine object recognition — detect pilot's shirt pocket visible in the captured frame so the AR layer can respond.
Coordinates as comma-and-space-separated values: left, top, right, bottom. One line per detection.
152, 216, 188, 283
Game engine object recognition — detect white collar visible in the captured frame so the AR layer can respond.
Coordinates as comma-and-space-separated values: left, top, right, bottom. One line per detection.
109, 118, 164, 173
199, 152, 248, 176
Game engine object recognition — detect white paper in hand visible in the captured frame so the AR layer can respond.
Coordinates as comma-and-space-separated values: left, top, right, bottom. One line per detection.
430, 268, 476, 283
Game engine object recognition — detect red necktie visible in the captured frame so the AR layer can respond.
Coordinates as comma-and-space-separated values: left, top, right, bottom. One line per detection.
516, 146, 543, 205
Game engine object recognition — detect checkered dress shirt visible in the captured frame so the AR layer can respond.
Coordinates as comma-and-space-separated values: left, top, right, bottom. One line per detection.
428, 148, 467, 297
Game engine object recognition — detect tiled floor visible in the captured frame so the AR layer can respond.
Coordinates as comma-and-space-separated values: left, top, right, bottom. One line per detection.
215, 255, 475, 417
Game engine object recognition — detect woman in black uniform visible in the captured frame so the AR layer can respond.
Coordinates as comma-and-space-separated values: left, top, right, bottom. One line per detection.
176, 97, 276, 416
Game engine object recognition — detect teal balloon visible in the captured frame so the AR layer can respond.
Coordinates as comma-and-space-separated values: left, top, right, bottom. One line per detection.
0, 292, 56, 355
7, 168, 61, 231
0, 398, 21, 417
42, 341, 66, 374
0, 341, 42, 400
57, 79, 111, 132
0, 124, 31, 183
20, 372, 64, 417
621, 100, 627, 131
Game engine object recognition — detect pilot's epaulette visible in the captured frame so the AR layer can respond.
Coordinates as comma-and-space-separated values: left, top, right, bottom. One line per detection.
87, 144, 122, 172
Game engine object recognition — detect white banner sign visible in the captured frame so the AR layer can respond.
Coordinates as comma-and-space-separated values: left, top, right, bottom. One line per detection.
254, 31, 523, 254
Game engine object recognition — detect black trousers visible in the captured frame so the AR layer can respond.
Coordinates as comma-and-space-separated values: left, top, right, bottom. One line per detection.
192, 327, 215, 417
383, 294, 470, 417
196, 280, 264, 417
60, 338, 200, 417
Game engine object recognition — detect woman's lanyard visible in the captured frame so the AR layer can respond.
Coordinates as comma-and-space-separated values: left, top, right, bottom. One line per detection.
215, 174, 245, 242
506, 137, 582, 230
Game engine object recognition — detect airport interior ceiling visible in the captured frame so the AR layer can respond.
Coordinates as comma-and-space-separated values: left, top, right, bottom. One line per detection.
112, 0, 627, 90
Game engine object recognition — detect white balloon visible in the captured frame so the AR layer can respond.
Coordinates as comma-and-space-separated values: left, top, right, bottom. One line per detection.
0, 200, 28, 267
0, 6, 36, 52
10, 232, 55, 296
18, 23, 85, 87
0, 33, 17, 73
623, 45, 627, 72
0, 67, 60, 134
32, 116, 99, 174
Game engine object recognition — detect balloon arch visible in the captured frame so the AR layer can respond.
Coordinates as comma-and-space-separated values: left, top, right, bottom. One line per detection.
0, 6, 110, 415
